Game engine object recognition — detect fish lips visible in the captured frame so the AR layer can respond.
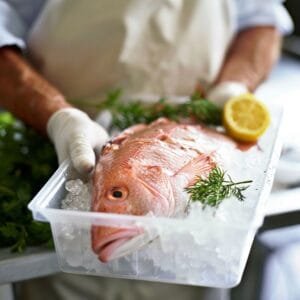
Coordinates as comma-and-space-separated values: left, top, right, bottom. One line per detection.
92, 226, 158, 262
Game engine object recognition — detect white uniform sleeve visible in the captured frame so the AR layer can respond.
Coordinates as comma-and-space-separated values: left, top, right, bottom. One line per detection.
0, 0, 45, 49
235, 0, 294, 35
0, 1, 27, 48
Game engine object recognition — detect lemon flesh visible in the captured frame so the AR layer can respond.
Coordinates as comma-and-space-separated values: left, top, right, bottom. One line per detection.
223, 93, 270, 142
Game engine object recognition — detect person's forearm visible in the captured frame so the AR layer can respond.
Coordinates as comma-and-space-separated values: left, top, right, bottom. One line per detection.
215, 26, 282, 91
0, 47, 71, 134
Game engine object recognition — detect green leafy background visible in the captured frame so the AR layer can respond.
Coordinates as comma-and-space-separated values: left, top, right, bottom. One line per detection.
0, 112, 56, 252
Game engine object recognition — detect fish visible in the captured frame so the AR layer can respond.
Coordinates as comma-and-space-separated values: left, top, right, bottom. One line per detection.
91, 118, 238, 262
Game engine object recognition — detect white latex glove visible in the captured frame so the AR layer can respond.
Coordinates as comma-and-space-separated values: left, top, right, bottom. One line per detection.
47, 108, 109, 174
206, 81, 248, 108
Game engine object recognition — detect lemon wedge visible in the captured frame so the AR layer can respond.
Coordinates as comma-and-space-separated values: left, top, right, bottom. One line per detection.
223, 93, 270, 142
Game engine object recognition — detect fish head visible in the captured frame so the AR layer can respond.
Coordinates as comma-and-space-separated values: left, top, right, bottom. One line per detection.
92, 160, 175, 262
93, 160, 175, 216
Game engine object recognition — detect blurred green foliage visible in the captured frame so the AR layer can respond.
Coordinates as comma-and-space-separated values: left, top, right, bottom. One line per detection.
0, 112, 56, 252
103, 90, 222, 130
73, 89, 222, 131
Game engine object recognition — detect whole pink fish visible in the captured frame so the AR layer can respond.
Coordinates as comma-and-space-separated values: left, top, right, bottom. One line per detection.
92, 118, 237, 262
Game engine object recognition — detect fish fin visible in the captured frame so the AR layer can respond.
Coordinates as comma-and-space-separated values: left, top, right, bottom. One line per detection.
173, 153, 216, 187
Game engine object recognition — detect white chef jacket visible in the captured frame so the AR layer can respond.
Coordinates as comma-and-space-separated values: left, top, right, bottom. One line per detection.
0, 0, 293, 50
0, 0, 293, 103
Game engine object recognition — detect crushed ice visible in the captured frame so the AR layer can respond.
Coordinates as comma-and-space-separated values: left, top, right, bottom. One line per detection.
61, 179, 91, 211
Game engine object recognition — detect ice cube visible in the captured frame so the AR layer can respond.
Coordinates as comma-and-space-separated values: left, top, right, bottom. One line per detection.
65, 179, 84, 195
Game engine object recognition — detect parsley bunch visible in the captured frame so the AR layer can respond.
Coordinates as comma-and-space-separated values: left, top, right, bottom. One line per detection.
72, 89, 222, 130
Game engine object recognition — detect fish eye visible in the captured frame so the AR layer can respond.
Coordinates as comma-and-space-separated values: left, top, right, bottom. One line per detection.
107, 187, 128, 201
113, 190, 123, 198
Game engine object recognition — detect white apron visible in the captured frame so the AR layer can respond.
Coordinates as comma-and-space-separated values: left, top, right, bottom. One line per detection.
27, 0, 236, 102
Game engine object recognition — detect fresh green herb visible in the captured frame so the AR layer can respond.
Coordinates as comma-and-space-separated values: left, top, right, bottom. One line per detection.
0, 112, 56, 252
186, 167, 252, 208
72, 89, 222, 130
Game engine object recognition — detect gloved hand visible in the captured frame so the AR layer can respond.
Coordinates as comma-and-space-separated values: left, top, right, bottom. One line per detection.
47, 108, 109, 174
206, 81, 248, 107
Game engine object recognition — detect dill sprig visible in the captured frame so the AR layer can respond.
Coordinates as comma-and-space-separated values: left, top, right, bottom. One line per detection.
72, 89, 222, 130
186, 167, 252, 208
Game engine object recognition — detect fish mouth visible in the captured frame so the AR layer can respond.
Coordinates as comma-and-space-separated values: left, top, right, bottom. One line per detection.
93, 227, 143, 262
92, 227, 159, 262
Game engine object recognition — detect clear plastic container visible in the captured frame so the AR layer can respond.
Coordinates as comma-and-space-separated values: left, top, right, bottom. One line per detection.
28, 106, 283, 288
